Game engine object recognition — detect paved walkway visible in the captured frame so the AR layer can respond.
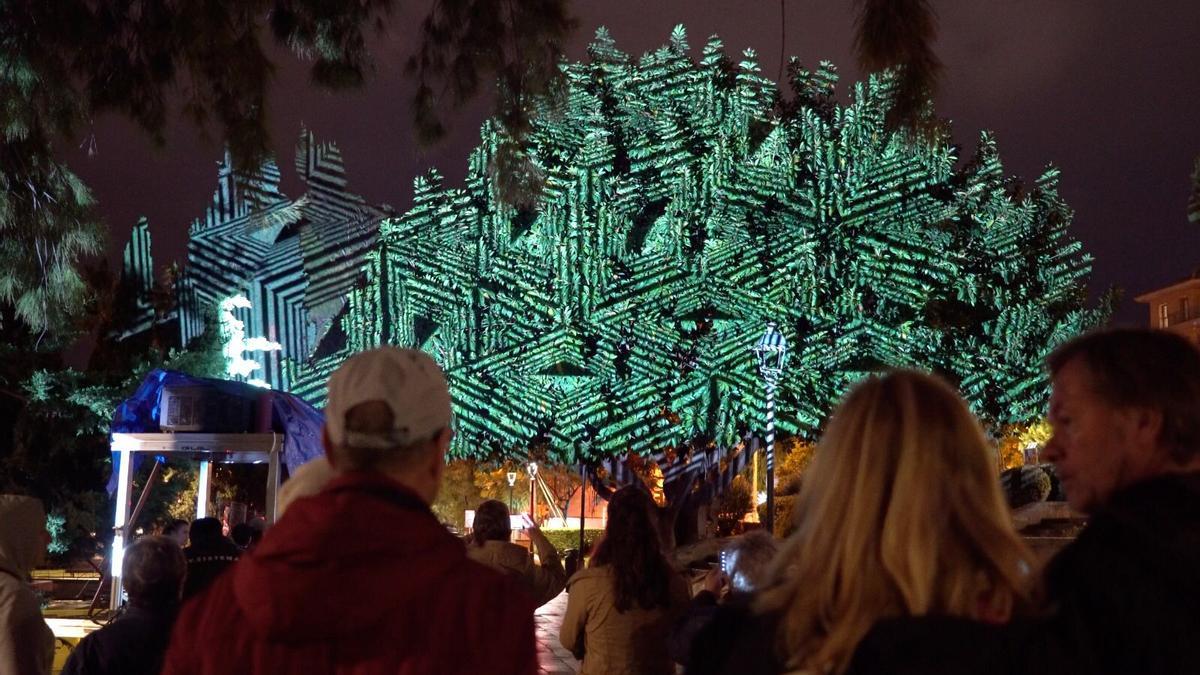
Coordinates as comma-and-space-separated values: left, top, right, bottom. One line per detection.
535, 591, 581, 674
49, 592, 585, 674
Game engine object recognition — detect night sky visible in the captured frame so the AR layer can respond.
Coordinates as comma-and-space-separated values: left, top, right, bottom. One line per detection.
62, 1, 1200, 327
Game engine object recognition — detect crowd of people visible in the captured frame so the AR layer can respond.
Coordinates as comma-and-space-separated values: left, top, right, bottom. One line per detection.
1, 328, 1198, 674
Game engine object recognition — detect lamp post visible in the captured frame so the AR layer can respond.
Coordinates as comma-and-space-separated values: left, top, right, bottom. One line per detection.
506, 471, 518, 510
753, 322, 789, 534
526, 461, 539, 524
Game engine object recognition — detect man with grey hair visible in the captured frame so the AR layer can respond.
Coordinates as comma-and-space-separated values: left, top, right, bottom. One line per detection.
163, 347, 537, 675
63, 536, 186, 675
847, 328, 1200, 675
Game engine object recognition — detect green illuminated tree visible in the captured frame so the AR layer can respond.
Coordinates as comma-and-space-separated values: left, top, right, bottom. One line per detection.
282, 27, 1106, 467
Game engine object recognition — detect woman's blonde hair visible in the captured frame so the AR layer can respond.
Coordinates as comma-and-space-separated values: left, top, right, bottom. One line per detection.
756, 369, 1033, 673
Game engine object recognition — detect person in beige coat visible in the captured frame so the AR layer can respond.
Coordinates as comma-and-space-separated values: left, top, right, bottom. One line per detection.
467, 500, 566, 608
559, 487, 689, 675
0, 495, 55, 675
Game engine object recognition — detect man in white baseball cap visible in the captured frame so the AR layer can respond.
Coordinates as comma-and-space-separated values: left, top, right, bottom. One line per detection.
163, 347, 538, 675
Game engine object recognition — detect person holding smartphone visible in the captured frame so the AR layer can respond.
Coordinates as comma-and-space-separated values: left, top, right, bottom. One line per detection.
667, 530, 779, 670
468, 500, 567, 608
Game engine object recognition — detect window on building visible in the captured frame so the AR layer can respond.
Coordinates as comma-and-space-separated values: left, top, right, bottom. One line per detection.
1182, 297, 1191, 321
1160, 303, 1170, 328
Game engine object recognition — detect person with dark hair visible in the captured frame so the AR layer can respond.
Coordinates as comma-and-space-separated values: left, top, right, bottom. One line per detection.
0, 495, 54, 675
467, 500, 566, 608
230, 523, 259, 552
162, 519, 189, 547
162, 347, 537, 675
560, 486, 689, 675
181, 517, 239, 601
849, 328, 1200, 675
62, 536, 186, 675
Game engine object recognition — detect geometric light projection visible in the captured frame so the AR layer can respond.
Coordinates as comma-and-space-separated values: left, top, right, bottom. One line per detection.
140, 27, 1107, 468
280, 26, 1107, 464
113, 217, 159, 341
175, 130, 385, 390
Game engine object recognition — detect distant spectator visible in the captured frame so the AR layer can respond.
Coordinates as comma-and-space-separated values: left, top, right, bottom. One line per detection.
181, 517, 239, 601
467, 500, 566, 607
668, 530, 779, 668
849, 330, 1200, 675
560, 486, 690, 675
229, 523, 260, 552
0, 495, 55, 675
162, 519, 189, 547
62, 536, 186, 675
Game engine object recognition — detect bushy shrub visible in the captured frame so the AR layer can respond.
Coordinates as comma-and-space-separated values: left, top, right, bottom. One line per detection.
757, 494, 798, 538
1000, 465, 1052, 508
541, 528, 604, 554
713, 476, 753, 520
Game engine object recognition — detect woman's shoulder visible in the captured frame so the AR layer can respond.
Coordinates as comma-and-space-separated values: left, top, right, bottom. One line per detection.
567, 564, 612, 586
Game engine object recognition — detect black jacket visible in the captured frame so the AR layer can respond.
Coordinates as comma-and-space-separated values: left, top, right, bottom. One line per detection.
848, 472, 1200, 675
61, 604, 177, 675
182, 537, 240, 601
681, 592, 783, 675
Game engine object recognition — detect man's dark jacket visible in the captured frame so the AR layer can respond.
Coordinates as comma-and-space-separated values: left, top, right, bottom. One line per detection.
182, 536, 240, 601
849, 472, 1200, 675
678, 591, 783, 675
61, 604, 177, 675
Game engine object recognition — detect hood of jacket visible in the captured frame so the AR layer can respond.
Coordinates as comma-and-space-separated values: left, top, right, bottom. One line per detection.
0, 495, 46, 580
231, 472, 469, 642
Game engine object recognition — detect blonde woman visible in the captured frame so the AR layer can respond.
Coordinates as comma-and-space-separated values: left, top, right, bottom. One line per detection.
692, 369, 1034, 675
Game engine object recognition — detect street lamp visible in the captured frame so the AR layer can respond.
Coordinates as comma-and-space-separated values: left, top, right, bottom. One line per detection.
752, 321, 789, 534
506, 471, 518, 510
526, 461, 539, 525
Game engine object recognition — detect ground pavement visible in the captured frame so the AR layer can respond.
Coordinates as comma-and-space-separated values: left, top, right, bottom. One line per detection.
535, 591, 581, 674
48, 590, 586, 674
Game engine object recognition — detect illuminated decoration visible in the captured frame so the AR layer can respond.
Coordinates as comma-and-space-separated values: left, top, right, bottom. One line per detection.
218, 295, 281, 388
175, 130, 385, 388
152, 26, 1106, 468
114, 217, 158, 340
753, 322, 788, 532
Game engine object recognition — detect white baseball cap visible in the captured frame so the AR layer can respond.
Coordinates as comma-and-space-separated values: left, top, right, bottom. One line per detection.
324, 347, 453, 449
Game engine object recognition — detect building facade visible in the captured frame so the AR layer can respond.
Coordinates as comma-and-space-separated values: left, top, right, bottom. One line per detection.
1135, 275, 1200, 345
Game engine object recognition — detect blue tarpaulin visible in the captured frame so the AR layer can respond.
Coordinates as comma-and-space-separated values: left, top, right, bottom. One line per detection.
107, 369, 324, 493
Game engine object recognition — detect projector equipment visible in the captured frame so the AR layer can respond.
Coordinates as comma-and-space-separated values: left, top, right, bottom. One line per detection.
159, 386, 255, 433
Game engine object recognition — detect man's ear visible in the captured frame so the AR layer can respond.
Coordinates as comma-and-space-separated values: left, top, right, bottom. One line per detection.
1128, 406, 1164, 451
434, 428, 451, 469
322, 427, 337, 469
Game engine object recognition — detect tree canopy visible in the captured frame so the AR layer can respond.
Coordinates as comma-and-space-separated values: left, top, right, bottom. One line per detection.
0, 0, 575, 343
267, 26, 1110, 465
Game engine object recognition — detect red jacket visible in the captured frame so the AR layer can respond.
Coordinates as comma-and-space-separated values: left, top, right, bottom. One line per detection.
162, 473, 537, 675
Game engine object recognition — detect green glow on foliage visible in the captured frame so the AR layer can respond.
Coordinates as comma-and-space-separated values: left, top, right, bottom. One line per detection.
175, 26, 1106, 464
